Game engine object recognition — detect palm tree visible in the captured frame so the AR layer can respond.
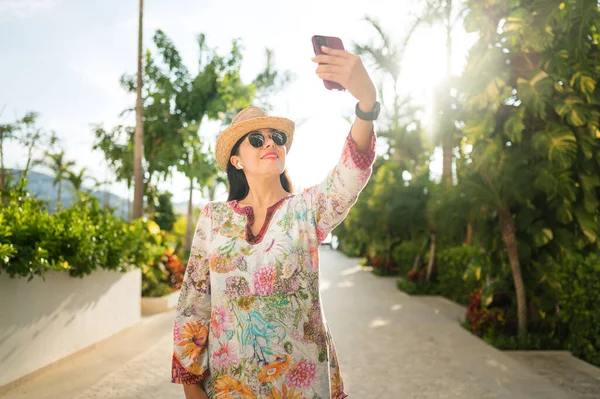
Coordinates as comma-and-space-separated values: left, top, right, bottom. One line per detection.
178, 133, 219, 253
414, 0, 465, 187
463, 154, 533, 339
354, 17, 424, 174
45, 151, 75, 211
133, 0, 144, 219
89, 176, 112, 210
459, 0, 600, 339
67, 167, 88, 192
0, 123, 16, 197
205, 173, 227, 202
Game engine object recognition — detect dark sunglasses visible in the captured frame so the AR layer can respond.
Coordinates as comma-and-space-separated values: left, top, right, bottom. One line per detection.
246, 131, 287, 148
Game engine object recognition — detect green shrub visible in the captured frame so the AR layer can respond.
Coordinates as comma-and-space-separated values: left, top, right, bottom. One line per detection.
335, 223, 369, 258
392, 241, 420, 276
397, 278, 439, 295
142, 247, 186, 297
367, 238, 398, 276
557, 253, 600, 367
436, 245, 485, 305
0, 180, 154, 280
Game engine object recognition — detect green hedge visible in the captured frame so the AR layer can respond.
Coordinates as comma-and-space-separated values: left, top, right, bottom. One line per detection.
0, 181, 153, 280
392, 241, 420, 276
557, 253, 600, 368
396, 278, 439, 295
436, 246, 486, 305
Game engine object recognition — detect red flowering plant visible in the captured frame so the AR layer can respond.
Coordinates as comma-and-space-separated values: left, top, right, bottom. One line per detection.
163, 249, 185, 290
141, 221, 186, 297
406, 268, 426, 282
464, 288, 506, 337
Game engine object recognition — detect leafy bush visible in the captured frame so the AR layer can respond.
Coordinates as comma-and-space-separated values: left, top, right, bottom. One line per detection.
392, 241, 420, 276
154, 191, 177, 232
367, 238, 398, 276
334, 221, 368, 258
478, 328, 564, 351
141, 248, 186, 297
396, 278, 439, 295
436, 245, 485, 305
0, 182, 153, 279
557, 253, 600, 367
464, 288, 506, 337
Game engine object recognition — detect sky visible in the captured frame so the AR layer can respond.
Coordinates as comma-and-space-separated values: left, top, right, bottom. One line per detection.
0, 0, 476, 205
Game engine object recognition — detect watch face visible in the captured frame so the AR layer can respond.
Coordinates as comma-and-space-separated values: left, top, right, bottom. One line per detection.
356, 101, 381, 120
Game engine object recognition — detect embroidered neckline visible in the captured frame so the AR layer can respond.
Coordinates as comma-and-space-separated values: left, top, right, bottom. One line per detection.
228, 195, 294, 245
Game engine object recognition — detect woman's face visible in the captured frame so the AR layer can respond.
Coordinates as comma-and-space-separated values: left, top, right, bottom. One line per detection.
232, 128, 287, 176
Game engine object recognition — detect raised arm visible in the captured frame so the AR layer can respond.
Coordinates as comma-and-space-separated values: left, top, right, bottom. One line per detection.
306, 45, 379, 242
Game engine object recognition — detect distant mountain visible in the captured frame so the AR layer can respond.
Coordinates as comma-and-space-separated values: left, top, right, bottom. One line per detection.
173, 201, 190, 216
7, 169, 204, 221
173, 200, 208, 217
8, 169, 131, 220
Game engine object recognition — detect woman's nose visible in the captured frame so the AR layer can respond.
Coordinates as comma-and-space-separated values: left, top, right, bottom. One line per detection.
264, 136, 276, 148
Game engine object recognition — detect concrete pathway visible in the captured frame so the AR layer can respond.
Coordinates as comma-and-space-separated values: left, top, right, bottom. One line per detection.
3, 248, 598, 398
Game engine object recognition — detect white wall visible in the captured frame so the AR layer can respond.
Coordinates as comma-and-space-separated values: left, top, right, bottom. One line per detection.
0, 267, 141, 388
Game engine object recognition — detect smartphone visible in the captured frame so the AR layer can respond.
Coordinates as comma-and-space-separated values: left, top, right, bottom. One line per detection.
311, 35, 346, 91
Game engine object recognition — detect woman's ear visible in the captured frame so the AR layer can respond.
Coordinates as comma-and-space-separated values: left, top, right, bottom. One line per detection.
230, 155, 243, 170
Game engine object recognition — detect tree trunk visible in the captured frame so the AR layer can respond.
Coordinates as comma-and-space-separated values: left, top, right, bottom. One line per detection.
0, 167, 5, 207
442, 135, 453, 186
0, 130, 4, 189
132, 0, 145, 220
184, 177, 194, 253
147, 185, 155, 220
425, 232, 436, 282
441, 0, 454, 187
208, 177, 217, 201
465, 222, 474, 246
104, 186, 110, 209
411, 254, 421, 272
57, 181, 62, 212
147, 199, 154, 220
126, 187, 131, 222
498, 207, 527, 338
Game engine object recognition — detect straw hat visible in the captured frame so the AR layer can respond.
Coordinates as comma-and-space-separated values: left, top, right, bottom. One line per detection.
215, 106, 295, 172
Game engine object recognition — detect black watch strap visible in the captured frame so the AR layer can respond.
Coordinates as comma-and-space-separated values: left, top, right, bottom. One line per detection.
355, 101, 381, 121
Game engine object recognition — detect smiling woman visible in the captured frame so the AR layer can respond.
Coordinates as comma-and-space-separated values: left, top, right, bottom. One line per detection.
171, 43, 379, 399
219, 107, 296, 203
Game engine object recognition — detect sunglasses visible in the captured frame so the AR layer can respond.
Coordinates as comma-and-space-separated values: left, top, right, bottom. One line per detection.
246, 131, 287, 148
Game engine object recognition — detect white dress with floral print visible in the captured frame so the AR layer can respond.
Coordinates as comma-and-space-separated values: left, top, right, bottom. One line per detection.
171, 131, 376, 399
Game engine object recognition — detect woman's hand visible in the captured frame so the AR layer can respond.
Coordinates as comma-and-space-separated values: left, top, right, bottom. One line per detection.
183, 383, 208, 399
312, 46, 377, 107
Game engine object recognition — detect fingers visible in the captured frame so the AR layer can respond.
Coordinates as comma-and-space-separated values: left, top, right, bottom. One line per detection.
320, 46, 352, 58
311, 54, 346, 66
315, 64, 346, 75
316, 72, 343, 83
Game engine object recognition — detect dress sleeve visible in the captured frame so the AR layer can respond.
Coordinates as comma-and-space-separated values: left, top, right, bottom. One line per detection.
304, 129, 376, 243
171, 203, 212, 384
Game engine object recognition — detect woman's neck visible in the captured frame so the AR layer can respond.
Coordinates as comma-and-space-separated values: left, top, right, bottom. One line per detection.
239, 175, 289, 208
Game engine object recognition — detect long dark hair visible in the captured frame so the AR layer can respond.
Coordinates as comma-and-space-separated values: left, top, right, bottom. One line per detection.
226, 134, 294, 202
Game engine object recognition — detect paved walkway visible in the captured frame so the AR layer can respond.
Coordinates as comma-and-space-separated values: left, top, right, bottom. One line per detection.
3, 249, 599, 398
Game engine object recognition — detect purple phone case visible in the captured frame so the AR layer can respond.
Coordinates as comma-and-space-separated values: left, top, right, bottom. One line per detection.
312, 35, 346, 91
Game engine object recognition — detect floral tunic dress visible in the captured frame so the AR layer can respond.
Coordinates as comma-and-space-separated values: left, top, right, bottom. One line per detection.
171, 130, 376, 399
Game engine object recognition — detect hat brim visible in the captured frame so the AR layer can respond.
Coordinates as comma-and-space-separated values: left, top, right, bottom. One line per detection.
215, 116, 295, 172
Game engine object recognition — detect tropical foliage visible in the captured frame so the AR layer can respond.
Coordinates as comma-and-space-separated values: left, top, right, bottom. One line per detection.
337, 0, 600, 367
1, 30, 289, 302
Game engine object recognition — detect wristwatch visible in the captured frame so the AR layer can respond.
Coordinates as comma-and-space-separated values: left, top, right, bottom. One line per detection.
355, 101, 381, 121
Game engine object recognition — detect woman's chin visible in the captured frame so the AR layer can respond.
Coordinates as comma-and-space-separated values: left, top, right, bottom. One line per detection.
261, 162, 285, 175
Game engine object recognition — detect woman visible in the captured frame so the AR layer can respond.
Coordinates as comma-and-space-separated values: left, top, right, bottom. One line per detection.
171, 45, 380, 399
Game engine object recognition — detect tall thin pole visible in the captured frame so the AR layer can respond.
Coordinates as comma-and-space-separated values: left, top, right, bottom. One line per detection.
133, 0, 145, 219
